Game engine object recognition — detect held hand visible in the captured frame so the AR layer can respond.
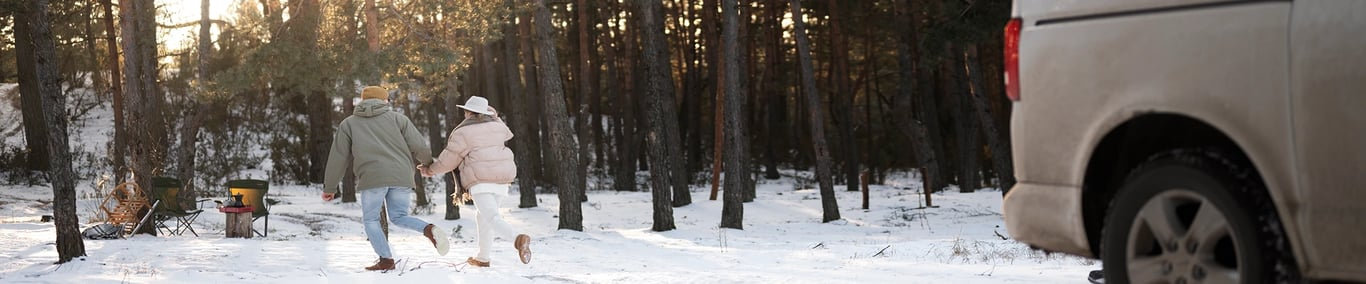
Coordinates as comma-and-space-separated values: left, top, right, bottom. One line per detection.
486, 106, 497, 116
322, 192, 336, 202
417, 165, 434, 177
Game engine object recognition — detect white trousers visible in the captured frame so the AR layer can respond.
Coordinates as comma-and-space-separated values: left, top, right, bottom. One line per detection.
472, 190, 517, 262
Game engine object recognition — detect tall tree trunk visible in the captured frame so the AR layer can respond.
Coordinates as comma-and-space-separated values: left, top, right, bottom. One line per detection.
689, 0, 718, 180
25, 0, 86, 263
610, 1, 639, 193
738, 0, 754, 203
917, 67, 947, 199
709, 72, 724, 201
14, 3, 51, 172
443, 78, 463, 219
198, 0, 211, 82
658, 1, 688, 208
898, 3, 946, 197
364, 0, 379, 52
175, 103, 209, 197
827, 0, 859, 192
306, 98, 332, 185
100, 0, 126, 186
575, 0, 596, 187
531, 0, 584, 231
423, 88, 445, 210
636, 0, 683, 232
718, 0, 748, 230
518, 10, 546, 195
174, 0, 214, 197
963, 45, 1016, 192
789, 0, 839, 222
426, 85, 445, 210
671, 0, 695, 208
500, 1, 538, 208
120, 0, 166, 201
761, 0, 786, 181
676, 0, 699, 183
946, 44, 980, 193
303, 0, 330, 185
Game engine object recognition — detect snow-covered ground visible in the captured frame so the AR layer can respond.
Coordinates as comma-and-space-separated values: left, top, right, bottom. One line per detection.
0, 83, 1099, 283
1, 182, 1098, 283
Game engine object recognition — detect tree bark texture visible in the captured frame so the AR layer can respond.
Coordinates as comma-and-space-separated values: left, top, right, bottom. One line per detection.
119, 0, 167, 198
517, 10, 546, 196
608, 0, 639, 193
718, 0, 748, 230
531, 0, 585, 231
789, 0, 839, 223
25, 0, 87, 263
636, 0, 683, 232
14, 3, 51, 172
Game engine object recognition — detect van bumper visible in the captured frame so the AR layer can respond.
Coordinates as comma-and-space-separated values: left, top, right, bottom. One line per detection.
1004, 182, 1094, 258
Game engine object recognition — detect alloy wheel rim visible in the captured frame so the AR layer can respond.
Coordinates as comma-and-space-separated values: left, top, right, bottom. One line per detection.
1126, 189, 1242, 284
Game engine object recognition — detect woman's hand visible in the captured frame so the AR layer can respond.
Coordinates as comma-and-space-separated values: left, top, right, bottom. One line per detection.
417, 164, 435, 177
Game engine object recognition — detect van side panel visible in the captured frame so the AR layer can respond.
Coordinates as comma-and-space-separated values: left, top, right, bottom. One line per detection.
1291, 1, 1366, 280
1008, 1, 1301, 264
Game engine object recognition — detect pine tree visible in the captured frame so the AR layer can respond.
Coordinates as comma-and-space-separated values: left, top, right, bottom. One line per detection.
718, 0, 748, 230
24, 0, 86, 263
636, 0, 683, 232
788, 0, 839, 223
530, 0, 585, 231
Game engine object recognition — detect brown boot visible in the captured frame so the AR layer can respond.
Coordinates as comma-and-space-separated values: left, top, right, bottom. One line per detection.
466, 257, 490, 267
424, 224, 450, 256
365, 258, 395, 271
424, 224, 436, 247
514, 234, 532, 264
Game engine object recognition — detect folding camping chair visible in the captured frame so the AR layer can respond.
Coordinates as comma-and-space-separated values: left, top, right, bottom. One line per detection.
227, 179, 270, 237
148, 177, 206, 237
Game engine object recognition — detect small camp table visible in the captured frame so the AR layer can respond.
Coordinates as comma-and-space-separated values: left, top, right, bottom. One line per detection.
219, 206, 254, 238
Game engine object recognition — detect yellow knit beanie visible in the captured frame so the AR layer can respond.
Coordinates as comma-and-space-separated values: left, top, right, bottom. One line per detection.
360, 86, 387, 101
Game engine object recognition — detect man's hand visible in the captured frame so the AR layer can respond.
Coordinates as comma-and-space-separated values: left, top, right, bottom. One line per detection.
322, 192, 336, 202
487, 106, 497, 116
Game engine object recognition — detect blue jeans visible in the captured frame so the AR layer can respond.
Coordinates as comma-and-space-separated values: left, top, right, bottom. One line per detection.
361, 187, 430, 258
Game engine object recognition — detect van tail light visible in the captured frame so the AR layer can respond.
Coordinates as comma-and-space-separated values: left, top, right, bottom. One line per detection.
1003, 18, 1022, 101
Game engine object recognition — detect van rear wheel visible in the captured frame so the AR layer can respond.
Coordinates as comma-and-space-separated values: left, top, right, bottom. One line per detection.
1101, 150, 1297, 284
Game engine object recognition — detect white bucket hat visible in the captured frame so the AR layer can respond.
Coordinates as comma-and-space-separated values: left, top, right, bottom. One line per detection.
457, 96, 495, 115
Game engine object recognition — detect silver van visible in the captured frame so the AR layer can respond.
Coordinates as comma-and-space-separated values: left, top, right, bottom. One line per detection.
1002, 0, 1366, 283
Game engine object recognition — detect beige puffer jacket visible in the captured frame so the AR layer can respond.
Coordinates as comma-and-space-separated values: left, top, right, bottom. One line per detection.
427, 115, 516, 190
